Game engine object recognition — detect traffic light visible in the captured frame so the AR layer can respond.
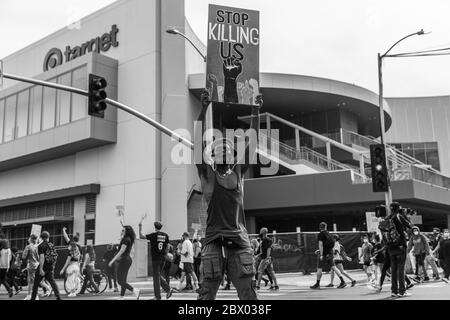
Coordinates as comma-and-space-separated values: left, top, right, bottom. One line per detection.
88, 74, 108, 118
370, 144, 389, 193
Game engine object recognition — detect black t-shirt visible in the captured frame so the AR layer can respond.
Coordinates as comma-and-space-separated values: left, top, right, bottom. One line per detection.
119, 237, 133, 259
260, 237, 272, 259
38, 241, 52, 270
440, 239, 450, 258
146, 231, 169, 259
318, 230, 334, 255
430, 234, 442, 250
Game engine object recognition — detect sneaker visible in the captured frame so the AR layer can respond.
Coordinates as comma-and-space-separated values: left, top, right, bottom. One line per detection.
442, 278, 449, 284
166, 288, 174, 300
399, 292, 412, 298
310, 283, 320, 290
263, 278, 269, 287
407, 283, 414, 290
8, 291, 13, 298
434, 276, 440, 281
412, 277, 421, 283
133, 289, 141, 300
351, 280, 357, 287
376, 287, 382, 293
391, 293, 399, 298
337, 282, 347, 289
273, 286, 279, 291
40, 291, 51, 298
36, 295, 39, 300
15, 288, 22, 295
117, 296, 125, 300
325, 283, 334, 288
113, 288, 119, 293
24, 295, 31, 300
424, 276, 430, 282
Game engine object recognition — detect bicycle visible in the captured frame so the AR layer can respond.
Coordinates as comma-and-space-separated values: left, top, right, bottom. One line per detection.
64, 269, 108, 295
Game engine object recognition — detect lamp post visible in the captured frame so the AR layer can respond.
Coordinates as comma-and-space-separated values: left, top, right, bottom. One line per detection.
378, 29, 427, 211
166, 27, 207, 62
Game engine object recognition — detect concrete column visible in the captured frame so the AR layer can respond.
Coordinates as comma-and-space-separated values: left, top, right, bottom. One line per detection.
295, 129, 300, 152
160, 0, 189, 238
128, 239, 149, 282
246, 216, 256, 234
73, 197, 86, 245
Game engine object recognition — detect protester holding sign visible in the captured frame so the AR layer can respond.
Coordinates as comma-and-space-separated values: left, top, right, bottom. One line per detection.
196, 89, 262, 300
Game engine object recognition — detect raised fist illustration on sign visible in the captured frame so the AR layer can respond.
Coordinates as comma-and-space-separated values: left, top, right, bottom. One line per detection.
223, 58, 243, 104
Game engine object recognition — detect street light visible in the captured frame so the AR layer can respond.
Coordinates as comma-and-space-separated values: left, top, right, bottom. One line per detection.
166, 27, 207, 62
377, 29, 428, 211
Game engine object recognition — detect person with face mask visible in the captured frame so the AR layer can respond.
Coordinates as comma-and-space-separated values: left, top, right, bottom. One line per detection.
434, 229, 450, 283
407, 226, 431, 282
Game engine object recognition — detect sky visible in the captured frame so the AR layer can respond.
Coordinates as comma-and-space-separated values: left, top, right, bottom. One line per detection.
1, 0, 450, 97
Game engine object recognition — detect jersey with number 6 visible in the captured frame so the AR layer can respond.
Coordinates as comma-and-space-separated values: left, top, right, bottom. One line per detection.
146, 231, 169, 259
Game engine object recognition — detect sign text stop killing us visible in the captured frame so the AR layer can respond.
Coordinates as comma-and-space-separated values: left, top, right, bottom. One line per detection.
206, 5, 260, 106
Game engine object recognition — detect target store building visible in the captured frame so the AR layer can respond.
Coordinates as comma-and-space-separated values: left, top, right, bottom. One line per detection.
2, 0, 450, 255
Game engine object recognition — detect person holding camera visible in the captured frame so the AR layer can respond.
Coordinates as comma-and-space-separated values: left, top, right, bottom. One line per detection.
379, 202, 413, 298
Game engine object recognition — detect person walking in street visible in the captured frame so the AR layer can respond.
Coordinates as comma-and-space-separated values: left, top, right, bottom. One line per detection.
0, 239, 13, 298
359, 234, 374, 285
310, 222, 347, 289
195, 91, 262, 300
433, 229, 450, 283
30, 231, 61, 300
370, 234, 385, 289
425, 228, 441, 280
139, 221, 174, 300
255, 228, 279, 291
7, 247, 22, 295
79, 245, 99, 296
326, 235, 356, 288
177, 232, 199, 292
60, 241, 82, 297
408, 226, 431, 282
103, 244, 119, 292
379, 202, 413, 298
108, 226, 140, 300
22, 235, 40, 300
193, 239, 202, 281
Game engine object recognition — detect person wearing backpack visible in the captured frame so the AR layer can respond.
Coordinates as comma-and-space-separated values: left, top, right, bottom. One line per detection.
30, 231, 61, 300
310, 222, 347, 289
407, 226, 431, 282
380, 203, 413, 298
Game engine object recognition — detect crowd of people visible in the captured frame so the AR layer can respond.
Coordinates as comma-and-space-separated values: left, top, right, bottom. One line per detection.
308, 204, 450, 298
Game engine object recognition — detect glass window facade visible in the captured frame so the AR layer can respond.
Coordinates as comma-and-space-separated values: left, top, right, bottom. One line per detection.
0, 65, 88, 144
390, 142, 441, 171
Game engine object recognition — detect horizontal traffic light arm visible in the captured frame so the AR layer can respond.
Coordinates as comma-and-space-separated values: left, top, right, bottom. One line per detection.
1, 72, 194, 150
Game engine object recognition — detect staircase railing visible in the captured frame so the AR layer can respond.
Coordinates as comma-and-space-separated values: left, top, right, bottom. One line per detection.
258, 131, 366, 179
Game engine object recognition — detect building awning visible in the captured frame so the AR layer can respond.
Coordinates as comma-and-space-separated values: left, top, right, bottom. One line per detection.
1, 216, 73, 227
0, 184, 100, 209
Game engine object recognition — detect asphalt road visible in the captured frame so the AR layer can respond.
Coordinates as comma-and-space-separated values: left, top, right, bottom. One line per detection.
1, 272, 449, 301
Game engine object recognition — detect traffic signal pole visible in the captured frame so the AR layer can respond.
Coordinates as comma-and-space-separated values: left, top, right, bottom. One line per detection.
377, 54, 393, 213
0, 71, 194, 150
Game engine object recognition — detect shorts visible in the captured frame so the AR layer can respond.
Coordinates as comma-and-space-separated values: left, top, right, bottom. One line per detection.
318, 254, 335, 269
183, 262, 194, 274
258, 257, 274, 274
27, 268, 37, 284
334, 259, 344, 265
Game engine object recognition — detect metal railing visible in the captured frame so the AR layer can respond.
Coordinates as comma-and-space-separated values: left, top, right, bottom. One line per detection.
258, 131, 366, 181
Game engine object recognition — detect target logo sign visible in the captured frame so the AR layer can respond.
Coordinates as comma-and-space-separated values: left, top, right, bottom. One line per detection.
43, 25, 119, 72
